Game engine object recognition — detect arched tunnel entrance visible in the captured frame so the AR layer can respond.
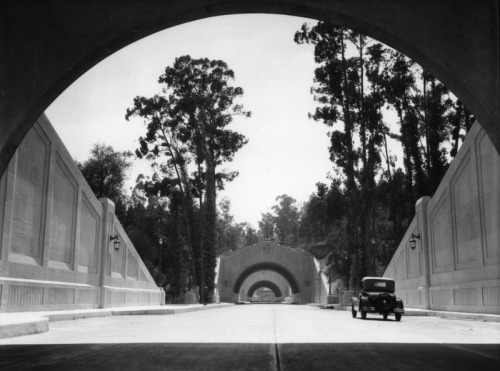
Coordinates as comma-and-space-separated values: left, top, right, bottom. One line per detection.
217, 242, 321, 304
233, 262, 300, 296
247, 280, 283, 300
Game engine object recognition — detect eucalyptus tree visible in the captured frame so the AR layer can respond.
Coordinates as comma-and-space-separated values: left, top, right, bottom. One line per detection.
126, 91, 199, 296
126, 55, 249, 302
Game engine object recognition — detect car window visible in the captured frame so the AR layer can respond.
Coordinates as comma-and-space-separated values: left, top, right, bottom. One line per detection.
363, 279, 395, 292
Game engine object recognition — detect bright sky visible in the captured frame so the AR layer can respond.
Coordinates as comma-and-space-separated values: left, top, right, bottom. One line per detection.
45, 14, 393, 227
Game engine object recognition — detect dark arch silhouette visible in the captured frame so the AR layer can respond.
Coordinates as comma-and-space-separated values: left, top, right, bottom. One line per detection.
233, 262, 300, 294
0, 1, 498, 178
247, 280, 283, 298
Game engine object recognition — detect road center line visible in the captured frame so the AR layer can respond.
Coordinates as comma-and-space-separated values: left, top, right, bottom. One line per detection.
271, 306, 283, 371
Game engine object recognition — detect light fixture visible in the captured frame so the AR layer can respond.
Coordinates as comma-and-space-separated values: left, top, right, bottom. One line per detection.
110, 234, 121, 251
409, 233, 420, 250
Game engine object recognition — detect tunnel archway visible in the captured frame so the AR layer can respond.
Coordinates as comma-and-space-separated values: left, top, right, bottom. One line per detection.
247, 280, 283, 299
233, 262, 300, 295
1, 1, 498, 178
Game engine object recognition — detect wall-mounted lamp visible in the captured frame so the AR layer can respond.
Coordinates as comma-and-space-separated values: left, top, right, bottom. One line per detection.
409, 233, 420, 250
110, 234, 121, 251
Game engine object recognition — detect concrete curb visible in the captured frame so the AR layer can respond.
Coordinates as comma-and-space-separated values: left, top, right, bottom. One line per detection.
0, 303, 233, 339
317, 304, 500, 322
0, 316, 49, 339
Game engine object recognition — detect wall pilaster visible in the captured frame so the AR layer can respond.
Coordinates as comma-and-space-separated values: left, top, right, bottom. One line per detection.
415, 196, 431, 309
99, 198, 115, 308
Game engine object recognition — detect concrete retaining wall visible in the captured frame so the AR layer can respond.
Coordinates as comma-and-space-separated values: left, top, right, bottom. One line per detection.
0, 114, 164, 312
384, 121, 500, 314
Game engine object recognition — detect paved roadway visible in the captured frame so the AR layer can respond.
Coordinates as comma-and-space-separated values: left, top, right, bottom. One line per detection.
0, 304, 499, 370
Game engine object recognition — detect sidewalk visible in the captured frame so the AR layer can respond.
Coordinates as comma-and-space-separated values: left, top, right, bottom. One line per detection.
0, 303, 233, 339
315, 303, 500, 322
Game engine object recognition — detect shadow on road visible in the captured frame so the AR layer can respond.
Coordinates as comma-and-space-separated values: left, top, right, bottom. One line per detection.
0, 342, 498, 370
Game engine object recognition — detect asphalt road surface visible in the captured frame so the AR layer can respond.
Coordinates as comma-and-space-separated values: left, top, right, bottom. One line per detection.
1, 304, 499, 370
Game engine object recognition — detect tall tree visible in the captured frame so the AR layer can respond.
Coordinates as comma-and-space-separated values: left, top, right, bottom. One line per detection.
126, 92, 199, 297
126, 55, 250, 303
295, 22, 378, 286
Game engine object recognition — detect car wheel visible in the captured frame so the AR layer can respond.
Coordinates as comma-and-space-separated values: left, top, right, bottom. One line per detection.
383, 313, 388, 320
395, 313, 402, 321
351, 304, 357, 318
360, 303, 367, 319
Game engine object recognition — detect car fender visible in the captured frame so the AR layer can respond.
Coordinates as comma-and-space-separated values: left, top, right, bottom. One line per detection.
395, 297, 404, 309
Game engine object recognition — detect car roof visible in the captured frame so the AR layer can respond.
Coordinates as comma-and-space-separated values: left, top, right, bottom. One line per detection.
361, 277, 394, 281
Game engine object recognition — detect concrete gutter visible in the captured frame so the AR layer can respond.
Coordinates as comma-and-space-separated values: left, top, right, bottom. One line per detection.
315, 303, 500, 322
0, 303, 233, 339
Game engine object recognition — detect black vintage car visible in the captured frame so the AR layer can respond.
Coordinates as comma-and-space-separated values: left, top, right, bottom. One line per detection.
351, 277, 404, 321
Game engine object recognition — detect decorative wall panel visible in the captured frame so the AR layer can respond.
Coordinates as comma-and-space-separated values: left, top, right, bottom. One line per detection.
110, 290, 126, 304
127, 250, 138, 279
453, 288, 477, 306
127, 291, 139, 304
79, 194, 99, 271
452, 157, 480, 267
140, 292, 150, 303
431, 193, 453, 272
431, 289, 451, 306
77, 289, 99, 305
10, 127, 48, 259
406, 291, 421, 306
482, 286, 500, 306
140, 269, 149, 282
407, 241, 421, 278
395, 252, 405, 279
49, 157, 77, 265
46, 287, 75, 305
8, 285, 43, 306
478, 134, 500, 262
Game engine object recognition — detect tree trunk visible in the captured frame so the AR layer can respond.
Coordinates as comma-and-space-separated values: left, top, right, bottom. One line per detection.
203, 150, 218, 304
